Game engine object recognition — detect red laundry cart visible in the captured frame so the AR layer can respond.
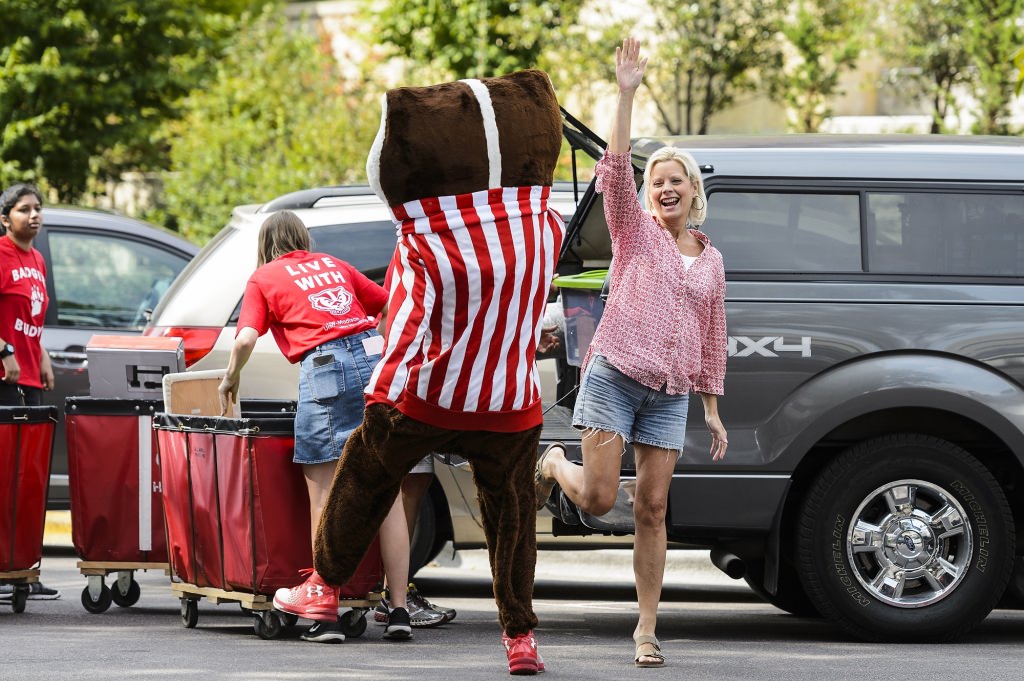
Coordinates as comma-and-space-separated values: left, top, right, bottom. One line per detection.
65, 397, 170, 613
0, 406, 57, 614
154, 412, 382, 639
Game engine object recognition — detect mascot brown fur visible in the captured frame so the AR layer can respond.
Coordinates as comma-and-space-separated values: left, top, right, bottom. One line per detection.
368, 69, 562, 204
314, 69, 564, 673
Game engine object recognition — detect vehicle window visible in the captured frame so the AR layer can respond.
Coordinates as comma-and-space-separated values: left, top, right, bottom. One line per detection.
310, 221, 398, 283
706, 191, 861, 271
868, 192, 1024, 276
227, 221, 398, 324
48, 231, 190, 329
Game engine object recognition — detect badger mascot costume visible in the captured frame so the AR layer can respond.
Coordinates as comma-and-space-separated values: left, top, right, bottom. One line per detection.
315, 70, 564, 675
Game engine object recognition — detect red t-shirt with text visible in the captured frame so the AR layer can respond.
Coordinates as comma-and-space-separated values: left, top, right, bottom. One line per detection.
0, 237, 49, 388
236, 250, 387, 363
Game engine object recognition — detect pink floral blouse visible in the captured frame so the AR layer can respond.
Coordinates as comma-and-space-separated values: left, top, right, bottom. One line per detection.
583, 150, 727, 396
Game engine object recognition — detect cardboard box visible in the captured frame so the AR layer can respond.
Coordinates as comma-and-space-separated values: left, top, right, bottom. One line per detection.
162, 370, 238, 417
86, 335, 185, 399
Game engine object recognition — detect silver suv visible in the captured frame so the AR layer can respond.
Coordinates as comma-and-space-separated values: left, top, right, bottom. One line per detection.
144, 184, 583, 571
556, 118, 1024, 642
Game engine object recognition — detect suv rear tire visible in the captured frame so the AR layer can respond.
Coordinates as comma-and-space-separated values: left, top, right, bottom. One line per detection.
797, 433, 1014, 641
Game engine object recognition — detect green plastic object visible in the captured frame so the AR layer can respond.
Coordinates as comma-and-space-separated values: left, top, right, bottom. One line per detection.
554, 269, 609, 290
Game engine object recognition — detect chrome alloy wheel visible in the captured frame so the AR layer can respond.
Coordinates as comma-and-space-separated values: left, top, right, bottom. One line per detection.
846, 479, 973, 608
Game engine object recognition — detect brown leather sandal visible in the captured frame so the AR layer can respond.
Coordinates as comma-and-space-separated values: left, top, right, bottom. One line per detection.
534, 442, 563, 511
634, 635, 665, 668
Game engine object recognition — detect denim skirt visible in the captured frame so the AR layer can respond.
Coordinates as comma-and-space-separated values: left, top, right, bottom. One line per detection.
294, 329, 382, 464
572, 354, 690, 452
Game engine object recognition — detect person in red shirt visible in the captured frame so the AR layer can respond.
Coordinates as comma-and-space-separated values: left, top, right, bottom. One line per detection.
0, 183, 60, 603
217, 210, 435, 642
0, 184, 53, 408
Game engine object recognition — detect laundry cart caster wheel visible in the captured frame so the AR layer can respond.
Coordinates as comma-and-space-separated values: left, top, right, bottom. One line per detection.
81, 583, 113, 614
181, 598, 199, 628
111, 578, 141, 608
338, 608, 367, 638
11, 586, 28, 613
254, 610, 284, 639
282, 612, 299, 627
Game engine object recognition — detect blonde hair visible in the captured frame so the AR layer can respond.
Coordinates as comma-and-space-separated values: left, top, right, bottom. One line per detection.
257, 210, 311, 267
642, 146, 707, 226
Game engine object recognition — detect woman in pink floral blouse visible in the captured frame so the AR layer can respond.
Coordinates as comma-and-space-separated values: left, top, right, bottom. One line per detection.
536, 37, 728, 668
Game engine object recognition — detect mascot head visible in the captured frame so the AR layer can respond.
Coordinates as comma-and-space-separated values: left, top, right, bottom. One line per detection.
366, 69, 562, 207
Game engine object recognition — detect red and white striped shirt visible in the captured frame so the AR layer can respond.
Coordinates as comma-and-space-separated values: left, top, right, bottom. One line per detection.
366, 186, 565, 432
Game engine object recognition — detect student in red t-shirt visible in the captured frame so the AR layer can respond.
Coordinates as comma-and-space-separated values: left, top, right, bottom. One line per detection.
217, 210, 421, 642
0, 183, 60, 604
0, 184, 53, 408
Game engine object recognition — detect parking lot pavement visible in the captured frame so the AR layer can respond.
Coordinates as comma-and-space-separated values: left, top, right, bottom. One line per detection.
4, 545, 755, 681
8, 548, 1024, 681
26, 513, 1024, 681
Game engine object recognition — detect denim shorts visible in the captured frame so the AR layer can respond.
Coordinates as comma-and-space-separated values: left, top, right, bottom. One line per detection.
572, 354, 690, 452
294, 329, 382, 464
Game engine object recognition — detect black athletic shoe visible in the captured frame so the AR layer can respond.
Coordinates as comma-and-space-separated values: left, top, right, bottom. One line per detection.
301, 619, 346, 643
373, 587, 445, 627
383, 606, 413, 640
408, 582, 456, 623
0, 582, 61, 600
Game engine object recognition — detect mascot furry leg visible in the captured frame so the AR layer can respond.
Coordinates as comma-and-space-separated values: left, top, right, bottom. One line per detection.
314, 69, 564, 676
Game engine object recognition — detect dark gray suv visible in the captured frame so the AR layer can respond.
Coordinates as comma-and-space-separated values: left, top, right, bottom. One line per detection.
551, 123, 1024, 642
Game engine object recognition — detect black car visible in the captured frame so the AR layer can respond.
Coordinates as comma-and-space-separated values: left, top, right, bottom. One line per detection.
31, 207, 198, 508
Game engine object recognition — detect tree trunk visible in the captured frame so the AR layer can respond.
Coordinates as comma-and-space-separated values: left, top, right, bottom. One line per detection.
674, 67, 682, 135
649, 89, 676, 136
699, 74, 715, 135
685, 70, 694, 136
930, 91, 942, 134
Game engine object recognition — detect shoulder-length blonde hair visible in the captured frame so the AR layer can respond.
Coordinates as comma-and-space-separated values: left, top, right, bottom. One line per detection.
256, 210, 311, 267
642, 146, 707, 226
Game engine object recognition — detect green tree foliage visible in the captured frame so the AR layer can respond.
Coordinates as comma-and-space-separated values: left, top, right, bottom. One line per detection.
768, 0, 866, 132
162, 8, 380, 243
880, 0, 969, 134
0, 0, 262, 200
643, 1, 784, 135
368, 0, 583, 79
1015, 46, 1024, 95
960, 0, 1024, 134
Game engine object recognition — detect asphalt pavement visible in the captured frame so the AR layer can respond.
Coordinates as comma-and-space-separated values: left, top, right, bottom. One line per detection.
4, 515, 1024, 681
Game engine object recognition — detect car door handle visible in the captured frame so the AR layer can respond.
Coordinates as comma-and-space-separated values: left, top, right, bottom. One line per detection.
49, 350, 88, 362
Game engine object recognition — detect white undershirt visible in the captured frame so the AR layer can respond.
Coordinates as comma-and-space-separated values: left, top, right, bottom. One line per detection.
681, 253, 697, 270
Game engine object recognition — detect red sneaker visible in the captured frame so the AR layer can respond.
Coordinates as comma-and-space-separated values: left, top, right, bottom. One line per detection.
273, 570, 339, 622
503, 630, 545, 675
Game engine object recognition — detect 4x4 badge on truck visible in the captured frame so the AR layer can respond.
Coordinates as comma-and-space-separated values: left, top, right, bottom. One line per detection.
728, 336, 812, 358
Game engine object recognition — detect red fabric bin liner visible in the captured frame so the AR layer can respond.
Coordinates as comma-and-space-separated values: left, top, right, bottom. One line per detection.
155, 413, 381, 596
66, 398, 168, 563
0, 406, 57, 572
155, 419, 195, 584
